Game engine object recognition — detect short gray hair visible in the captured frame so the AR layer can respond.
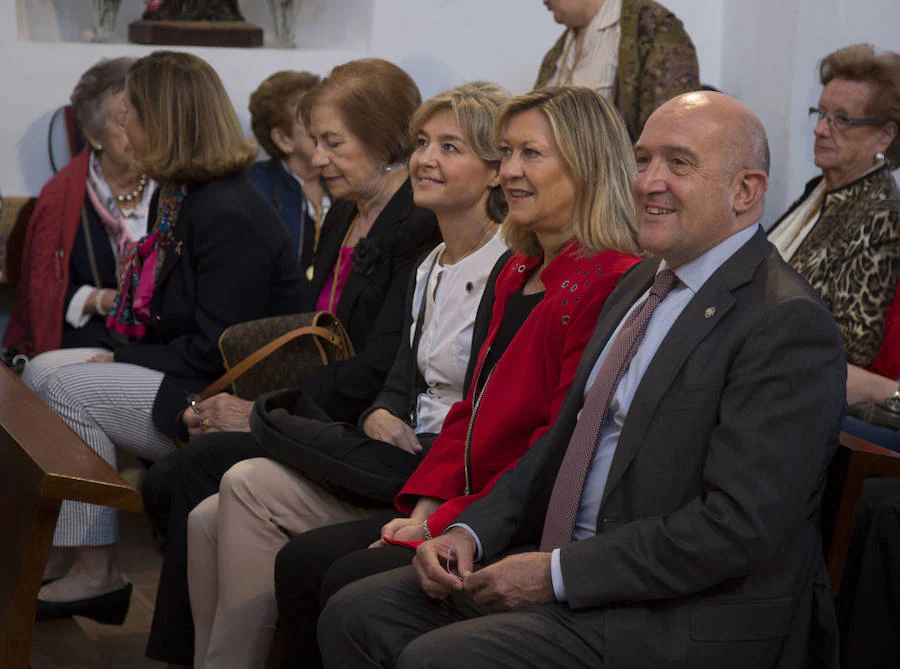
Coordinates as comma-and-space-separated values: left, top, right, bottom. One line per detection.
70, 57, 134, 140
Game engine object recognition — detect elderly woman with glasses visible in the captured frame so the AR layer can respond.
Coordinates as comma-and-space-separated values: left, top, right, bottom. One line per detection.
767, 43, 900, 449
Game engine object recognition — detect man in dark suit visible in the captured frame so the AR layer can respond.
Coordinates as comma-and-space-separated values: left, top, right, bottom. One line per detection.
317, 92, 846, 669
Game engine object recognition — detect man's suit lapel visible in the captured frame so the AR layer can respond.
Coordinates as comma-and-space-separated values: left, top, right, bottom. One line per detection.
600, 229, 772, 506
569, 259, 660, 396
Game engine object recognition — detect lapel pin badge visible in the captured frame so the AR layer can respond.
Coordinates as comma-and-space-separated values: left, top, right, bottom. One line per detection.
704, 307, 716, 319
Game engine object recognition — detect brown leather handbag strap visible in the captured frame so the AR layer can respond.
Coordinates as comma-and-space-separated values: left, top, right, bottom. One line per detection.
198, 325, 340, 401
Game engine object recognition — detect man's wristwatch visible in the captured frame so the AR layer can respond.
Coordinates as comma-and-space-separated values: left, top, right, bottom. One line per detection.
885, 387, 900, 414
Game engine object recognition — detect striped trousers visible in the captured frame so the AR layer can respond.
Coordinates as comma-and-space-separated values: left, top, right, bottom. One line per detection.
23, 348, 177, 546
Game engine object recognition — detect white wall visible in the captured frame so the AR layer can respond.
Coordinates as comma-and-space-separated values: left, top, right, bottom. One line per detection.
1, 0, 898, 226
1, 0, 726, 199
719, 0, 900, 227
4, 0, 560, 197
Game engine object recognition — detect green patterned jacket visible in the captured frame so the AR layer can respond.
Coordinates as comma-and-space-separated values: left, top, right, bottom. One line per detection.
535, 0, 700, 142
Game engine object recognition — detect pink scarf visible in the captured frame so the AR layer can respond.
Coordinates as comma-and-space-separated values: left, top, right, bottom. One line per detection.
107, 185, 186, 339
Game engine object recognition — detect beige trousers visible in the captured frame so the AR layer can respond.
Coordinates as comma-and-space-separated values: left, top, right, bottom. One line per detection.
187, 457, 390, 669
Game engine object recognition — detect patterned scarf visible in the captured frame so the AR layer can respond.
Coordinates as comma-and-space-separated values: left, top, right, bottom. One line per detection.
107, 184, 186, 339
86, 152, 155, 259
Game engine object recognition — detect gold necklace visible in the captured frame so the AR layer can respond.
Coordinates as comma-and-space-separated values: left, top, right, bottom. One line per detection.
443, 223, 494, 266
327, 214, 358, 313
304, 190, 329, 282
556, 29, 585, 86
311, 194, 326, 255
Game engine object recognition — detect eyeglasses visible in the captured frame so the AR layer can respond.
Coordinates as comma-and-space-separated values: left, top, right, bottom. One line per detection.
808, 107, 884, 132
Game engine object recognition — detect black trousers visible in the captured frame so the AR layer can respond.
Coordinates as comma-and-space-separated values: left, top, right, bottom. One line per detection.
143, 431, 267, 664
318, 565, 606, 669
838, 477, 900, 669
274, 515, 414, 668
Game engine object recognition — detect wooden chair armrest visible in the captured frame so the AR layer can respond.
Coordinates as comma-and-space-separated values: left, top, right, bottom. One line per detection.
0, 363, 143, 667
0, 364, 141, 512
825, 432, 900, 594
839, 431, 900, 475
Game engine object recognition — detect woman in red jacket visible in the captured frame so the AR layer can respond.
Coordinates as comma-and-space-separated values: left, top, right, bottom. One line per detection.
269, 85, 642, 666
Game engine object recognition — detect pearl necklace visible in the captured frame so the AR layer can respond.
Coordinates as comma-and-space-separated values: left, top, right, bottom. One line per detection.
115, 174, 148, 204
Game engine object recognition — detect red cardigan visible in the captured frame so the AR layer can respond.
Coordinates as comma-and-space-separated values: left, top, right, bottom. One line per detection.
395, 240, 639, 535
4, 149, 90, 357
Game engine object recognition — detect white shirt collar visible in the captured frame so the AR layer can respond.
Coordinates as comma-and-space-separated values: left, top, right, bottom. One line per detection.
588, 0, 623, 32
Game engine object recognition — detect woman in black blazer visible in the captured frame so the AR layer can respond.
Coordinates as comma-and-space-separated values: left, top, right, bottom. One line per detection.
298, 180, 439, 422
30, 51, 305, 625
139, 58, 440, 666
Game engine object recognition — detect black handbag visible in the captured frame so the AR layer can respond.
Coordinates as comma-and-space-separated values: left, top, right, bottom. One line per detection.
250, 388, 433, 506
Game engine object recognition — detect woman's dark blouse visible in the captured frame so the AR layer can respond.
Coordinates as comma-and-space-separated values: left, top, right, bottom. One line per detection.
61, 195, 121, 350
478, 288, 544, 387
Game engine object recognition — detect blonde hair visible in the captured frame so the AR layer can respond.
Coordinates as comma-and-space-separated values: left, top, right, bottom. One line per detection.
409, 81, 510, 222
820, 43, 900, 165
300, 58, 421, 165
127, 51, 257, 186
249, 70, 321, 159
494, 86, 640, 257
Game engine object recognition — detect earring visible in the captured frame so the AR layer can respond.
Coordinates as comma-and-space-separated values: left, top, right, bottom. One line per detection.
876, 151, 886, 162
93, 144, 103, 153
384, 164, 393, 173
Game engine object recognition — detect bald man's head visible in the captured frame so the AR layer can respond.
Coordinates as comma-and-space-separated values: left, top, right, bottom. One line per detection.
653, 91, 770, 177
632, 91, 771, 267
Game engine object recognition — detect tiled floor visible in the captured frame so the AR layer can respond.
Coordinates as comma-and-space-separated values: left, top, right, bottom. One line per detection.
30, 507, 164, 669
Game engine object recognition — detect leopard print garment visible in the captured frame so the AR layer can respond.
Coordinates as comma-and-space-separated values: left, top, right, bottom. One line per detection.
786, 166, 900, 367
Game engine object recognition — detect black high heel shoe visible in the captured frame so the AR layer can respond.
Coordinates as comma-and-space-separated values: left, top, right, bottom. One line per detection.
36, 583, 132, 625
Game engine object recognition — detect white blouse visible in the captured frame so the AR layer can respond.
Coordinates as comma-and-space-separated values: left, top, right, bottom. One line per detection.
410, 233, 508, 435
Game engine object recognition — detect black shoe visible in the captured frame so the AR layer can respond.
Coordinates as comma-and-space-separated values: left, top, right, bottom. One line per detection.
36, 583, 132, 625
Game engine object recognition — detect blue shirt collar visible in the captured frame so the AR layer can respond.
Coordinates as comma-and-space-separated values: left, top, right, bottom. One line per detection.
659, 223, 760, 294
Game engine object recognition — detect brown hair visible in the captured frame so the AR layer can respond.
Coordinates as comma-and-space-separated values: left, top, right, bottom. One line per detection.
127, 51, 257, 186
410, 81, 510, 222
249, 70, 321, 159
494, 86, 640, 257
70, 57, 134, 140
820, 43, 900, 165
300, 58, 421, 165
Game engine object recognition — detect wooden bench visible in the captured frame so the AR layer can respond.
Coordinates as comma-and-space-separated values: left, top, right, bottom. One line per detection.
0, 364, 142, 668
0, 196, 36, 286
